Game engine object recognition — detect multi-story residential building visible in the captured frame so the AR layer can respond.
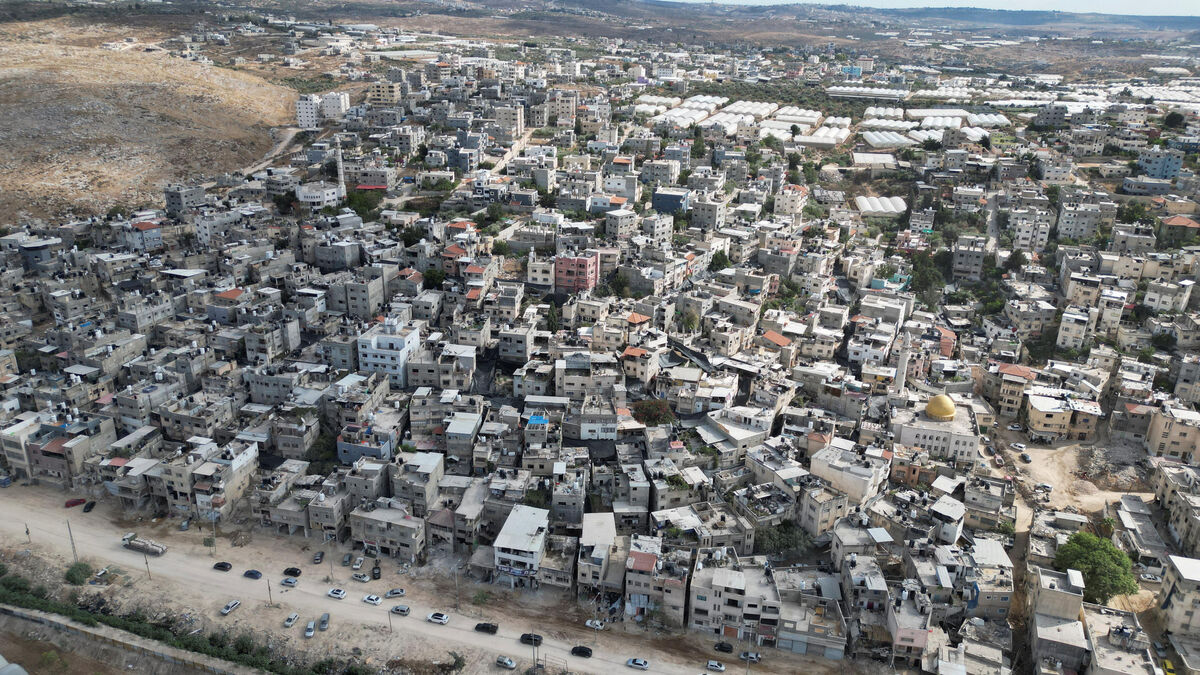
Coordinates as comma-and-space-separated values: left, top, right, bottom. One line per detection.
392, 452, 444, 517
493, 505, 550, 587
349, 501, 426, 564
1146, 404, 1200, 462
624, 534, 690, 626
688, 548, 780, 645
1139, 147, 1185, 180
356, 318, 422, 388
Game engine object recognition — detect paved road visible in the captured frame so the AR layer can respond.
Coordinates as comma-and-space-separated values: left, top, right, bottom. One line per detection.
0, 486, 821, 675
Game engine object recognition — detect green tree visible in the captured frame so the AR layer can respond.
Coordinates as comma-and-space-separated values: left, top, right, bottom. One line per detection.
1005, 250, 1028, 272
492, 240, 511, 256
708, 251, 732, 272
909, 251, 945, 306
423, 268, 446, 289
545, 302, 559, 332
1151, 332, 1177, 351
1054, 532, 1139, 604
1165, 111, 1185, 128
753, 520, 812, 557
64, 562, 92, 586
631, 400, 675, 426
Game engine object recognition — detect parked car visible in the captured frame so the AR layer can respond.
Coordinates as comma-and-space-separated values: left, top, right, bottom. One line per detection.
371, 565, 381, 580
362, 594, 382, 606
65, 498, 86, 508
427, 612, 449, 625
1142, 573, 1163, 583
312, 551, 324, 565
496, 656, 517, 670
571, 646, 593, 658
1020, 453, 1033, 463
243, 569, 262, 580
213, 561, 232, 572
475, 622, 498, 634
319, 613, 330, 631
82, 501, 96, 513
984, 446, 995, 455
284, 567, 302, 577
1154, 641, 1167, 658
390, 605, 410, 616
352, 557, 364, 570
520, 633, 543, 646
1164, 659, 1177, 675
1007, 423, 1023, 431
739, 652, 761, 664
281, 577, 299, 587
981, 435, 991, 444
714, 642, 733, 653
304, 621, 316, 638
626, 658, 650, 670
327, 588, 346, 599
284, 613, 299, 628
585, 619, 605, 630
341, 553, 352, 567
179, 519, 190, 531
994, 456, 1005, 467
1011, 442, 1027, 451
385, 588, 406, 599
1036, 483, 1054, 492
707, 660, 726, 672
351, 572, 370, 583
220, 600, 240, 616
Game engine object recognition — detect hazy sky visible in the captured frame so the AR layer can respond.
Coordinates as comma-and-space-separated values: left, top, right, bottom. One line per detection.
672, 0, 1199, 17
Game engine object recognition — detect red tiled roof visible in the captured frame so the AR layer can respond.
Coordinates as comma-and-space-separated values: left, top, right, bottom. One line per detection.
628, 551, 657, 572
465, 264, 486, 274
1163, 215, 1200, 229
466, 288, 481, 300
997, 363, 1038, 380
108, 457, 129, 467
215, 289, 244, 301
132, 221, 160, 231
622, 346, 648, 358
762, 330, 791, 347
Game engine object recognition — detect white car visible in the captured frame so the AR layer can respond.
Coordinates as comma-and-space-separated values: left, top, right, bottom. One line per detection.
385, 588, 406, 598
281, 577, 299, 587
427, 612, 450, 625
1007, 423, 1023, 431
707, 660, 726, 672
220, 600, 240, 616
1011, 443, 1027, 451
362, 594, 382, 606
352, 556, 365, 570
327, 588, 347, 599
626, 658, 650, 670
496, 656, 517, 670
1141, 573, 1163, 583
284, 612, 299, 628
351, 572, 370, 583
585, 619, 605, 630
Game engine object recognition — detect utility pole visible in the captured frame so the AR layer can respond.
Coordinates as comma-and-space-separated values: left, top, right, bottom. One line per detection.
211, 515, 217, 557
143, 552, 152, 581
66, 520, 78, 564
387, 609, 393, 634
454, 567, 460, 611
267, 578, 274, 607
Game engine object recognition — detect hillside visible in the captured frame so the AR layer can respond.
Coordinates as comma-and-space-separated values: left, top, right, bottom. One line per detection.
0, 19, 294, 223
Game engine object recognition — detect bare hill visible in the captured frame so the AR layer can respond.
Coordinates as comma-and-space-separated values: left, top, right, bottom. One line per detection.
0, 23, 293, 222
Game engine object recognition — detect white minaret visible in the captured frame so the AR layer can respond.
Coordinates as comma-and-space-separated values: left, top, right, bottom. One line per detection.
335, 136, 346, 200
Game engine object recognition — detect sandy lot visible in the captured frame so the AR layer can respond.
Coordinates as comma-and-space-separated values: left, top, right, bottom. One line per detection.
0, 485, 861, 675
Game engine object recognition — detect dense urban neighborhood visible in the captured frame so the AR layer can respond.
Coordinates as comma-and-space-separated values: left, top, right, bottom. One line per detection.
4, 4, 1200, 675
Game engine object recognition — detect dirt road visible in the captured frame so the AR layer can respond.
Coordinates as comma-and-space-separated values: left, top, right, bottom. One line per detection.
0, 486, 846, 675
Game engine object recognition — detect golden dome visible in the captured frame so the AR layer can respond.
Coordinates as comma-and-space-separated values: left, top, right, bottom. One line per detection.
925, 394, 957, 422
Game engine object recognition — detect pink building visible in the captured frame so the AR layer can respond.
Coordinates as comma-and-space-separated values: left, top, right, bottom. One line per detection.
555, 250, 600, 294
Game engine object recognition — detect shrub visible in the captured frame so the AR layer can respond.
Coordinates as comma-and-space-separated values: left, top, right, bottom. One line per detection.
64, 562, 92, 586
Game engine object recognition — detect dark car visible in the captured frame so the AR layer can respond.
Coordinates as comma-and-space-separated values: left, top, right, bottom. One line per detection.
520, 633, 543, 646
82, 501, 96, 513
313, 551, 324, 564
213, 561, 232, 572
714, 642, 733, 653
371, 565, 381, 580
319, 613, 330, 631
571, 646, 593, 658
65, 498, 86, 508
1020, 453, 1033, 463
284, 567, 302, 577
475, 622, 499, 634
341, 553, 352, 567
243, 569, 262, 580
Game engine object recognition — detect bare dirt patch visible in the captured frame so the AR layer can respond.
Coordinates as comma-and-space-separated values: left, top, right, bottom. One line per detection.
0, 19, 293, 222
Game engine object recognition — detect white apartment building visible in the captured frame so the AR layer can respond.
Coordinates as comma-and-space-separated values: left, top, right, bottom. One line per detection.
356, 318, 422, 388
494, 505, 550, 587
297, 94, 322, 129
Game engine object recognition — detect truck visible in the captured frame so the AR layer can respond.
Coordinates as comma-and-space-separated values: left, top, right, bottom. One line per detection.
122, 532, 167, 556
